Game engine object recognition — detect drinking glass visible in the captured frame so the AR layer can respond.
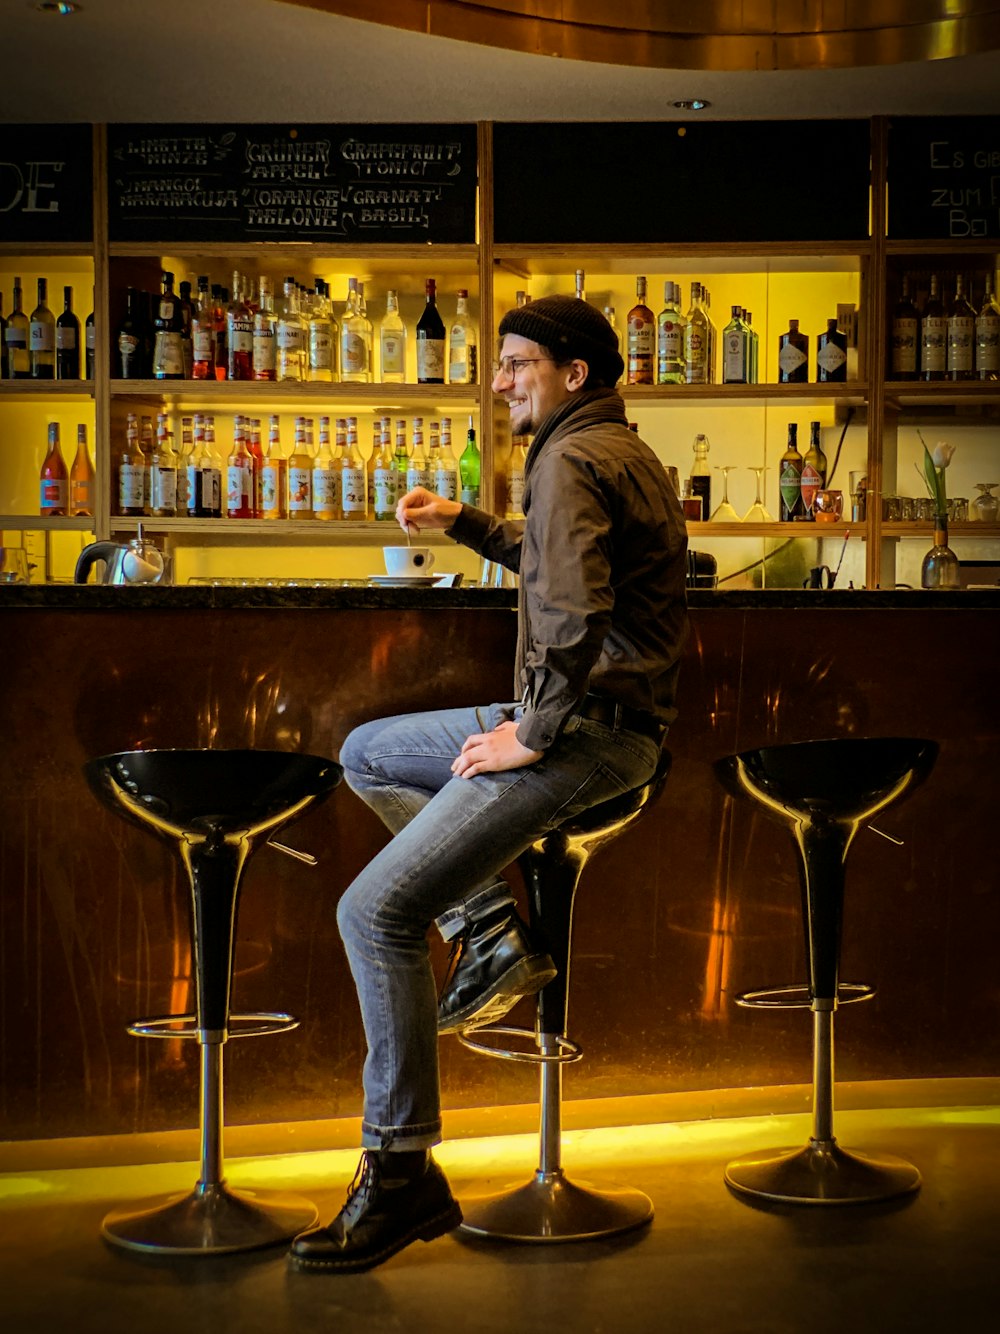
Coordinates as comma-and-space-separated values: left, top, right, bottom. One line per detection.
743, 466, 774, 522
710, 466, 741, 522
972, 482, 999, 522
0, 547, 29, 583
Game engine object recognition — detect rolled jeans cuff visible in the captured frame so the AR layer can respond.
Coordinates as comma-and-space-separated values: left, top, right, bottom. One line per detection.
435, 883, 516, 941
361, 1118, 443, 1151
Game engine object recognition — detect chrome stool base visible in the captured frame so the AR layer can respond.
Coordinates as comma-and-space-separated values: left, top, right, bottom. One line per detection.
460, 1170, 653, 1243
725, 1138, 921, 1206
101, 1183, 319, 1256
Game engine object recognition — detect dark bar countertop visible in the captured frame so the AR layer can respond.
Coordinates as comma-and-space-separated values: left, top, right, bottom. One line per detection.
3, 585, 999, 609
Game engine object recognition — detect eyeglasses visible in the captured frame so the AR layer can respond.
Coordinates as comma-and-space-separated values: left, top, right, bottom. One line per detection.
491, 356, 557, 379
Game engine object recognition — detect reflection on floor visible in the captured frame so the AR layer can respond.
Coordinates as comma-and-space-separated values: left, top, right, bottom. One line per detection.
1, 1079, 997, 1334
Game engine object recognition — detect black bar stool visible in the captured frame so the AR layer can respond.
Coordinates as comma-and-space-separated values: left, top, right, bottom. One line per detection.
715, 737, 937, 1205
457, 751, 672, 1242
85, 748, 341, 1256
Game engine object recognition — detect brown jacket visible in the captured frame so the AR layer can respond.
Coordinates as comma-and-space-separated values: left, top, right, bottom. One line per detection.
448, 388, 689, 751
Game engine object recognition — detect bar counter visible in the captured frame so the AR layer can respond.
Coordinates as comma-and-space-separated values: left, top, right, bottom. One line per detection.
1, 586, 997, 1143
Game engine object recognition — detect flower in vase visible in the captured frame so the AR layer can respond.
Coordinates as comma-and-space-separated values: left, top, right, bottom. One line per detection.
916, 431, 955, 522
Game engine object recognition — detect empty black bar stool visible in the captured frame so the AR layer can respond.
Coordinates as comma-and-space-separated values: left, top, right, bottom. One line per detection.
458, 750, 672, 1242
715, 737, 937, 1205
85, 748, 342, 1256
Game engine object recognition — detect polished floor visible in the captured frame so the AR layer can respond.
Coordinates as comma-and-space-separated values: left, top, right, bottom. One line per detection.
1, 1079, 997, 1334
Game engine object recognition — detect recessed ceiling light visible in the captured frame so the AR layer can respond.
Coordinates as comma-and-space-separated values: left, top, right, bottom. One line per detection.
36, 2, 82, 14
673, 99, 711, 111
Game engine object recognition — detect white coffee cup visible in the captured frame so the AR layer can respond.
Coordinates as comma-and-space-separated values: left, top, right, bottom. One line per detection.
383, 546, 436, 577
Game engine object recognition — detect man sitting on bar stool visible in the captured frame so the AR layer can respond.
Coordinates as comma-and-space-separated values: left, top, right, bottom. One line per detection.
291, 297, 689, 1274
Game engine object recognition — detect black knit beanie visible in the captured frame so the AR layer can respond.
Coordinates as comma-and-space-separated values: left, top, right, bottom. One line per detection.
498, 295, 624, 386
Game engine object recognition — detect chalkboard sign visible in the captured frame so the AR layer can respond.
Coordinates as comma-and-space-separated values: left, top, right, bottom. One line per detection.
888, 116, 1000, 240
106, 124, 478, 244
0, 124, 93, 243
494, 121, 870, 244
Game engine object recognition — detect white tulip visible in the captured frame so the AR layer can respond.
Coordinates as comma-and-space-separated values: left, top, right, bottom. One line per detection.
932, 442, 956, 468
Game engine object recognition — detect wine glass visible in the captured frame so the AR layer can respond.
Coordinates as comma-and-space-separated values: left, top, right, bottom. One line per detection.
743, 466, 774, 522
972, 482, 999, 522
710, 466, 741, 522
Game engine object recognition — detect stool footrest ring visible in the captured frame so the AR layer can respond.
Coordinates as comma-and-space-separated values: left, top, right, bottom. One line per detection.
127, 1012, 299, 1040
735, 983, 875, 1010
456, 1024, 583, 1065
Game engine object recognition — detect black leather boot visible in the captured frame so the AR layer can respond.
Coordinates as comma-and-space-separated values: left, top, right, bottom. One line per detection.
289, 1149, 462, 1273
437, 906, 557, 1035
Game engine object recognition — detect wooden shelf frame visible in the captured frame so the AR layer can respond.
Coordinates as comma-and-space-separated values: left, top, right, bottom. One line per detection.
2, 118, 999, 592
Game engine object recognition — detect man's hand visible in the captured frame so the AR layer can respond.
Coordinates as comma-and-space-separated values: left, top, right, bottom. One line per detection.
397, 486, 462, 536
452, 720, 543, 778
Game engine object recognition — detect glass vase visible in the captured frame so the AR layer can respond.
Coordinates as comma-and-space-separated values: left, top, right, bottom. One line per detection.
920, 516, 960, 589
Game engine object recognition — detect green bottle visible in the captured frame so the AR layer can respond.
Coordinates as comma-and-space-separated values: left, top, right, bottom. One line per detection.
459, 416, 480, 506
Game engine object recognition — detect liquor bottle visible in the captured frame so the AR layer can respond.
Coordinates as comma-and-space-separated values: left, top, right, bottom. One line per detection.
5, 277, 30, 378
625, 276, 655, 385
574, 269, 586, 302
406, 417, 432, 493
177, 280, 195, 378
816, 318, 847, 382
149, 413, 178, 518
448, 289, 477, 385
39, 423, 68, 515
683, 282, 710, 384
84, 296, 95, 380
372, 421, 398, 521
800, 421, 828, 521
416, 278, 446, 384
191, 276, 216, 380
256, 415, 285, 520
251, 275, 277, 381
433, 416, 459, 501
920, 274, 946, 381
393, 417, 411, 499
55, 286, 80, 380
890, 275, 919, 379
657, 282, 685, 385
29, 278, 55, 379
778, 423, 804, 521
249, 417, 265, 517
459, 417, 480, 506
313, 415, 340, 520
777, 318, 809, 383
186, 415, 206, 518
722, 305, 751, 384
308, 279, 337, 383
280, 416, 309, 520
380, 289, 407, 383
226, 271, 254, 380
688, 433, 711, 517
946, 274, 976, 381
138, 415, 154, 511
0, 292, 7, 378
202, 416, 223, 516
976, 271, 1000, 380
173, 414, 192, 515
340, 278, 371, 383
211, 283, 228, 380
702, 287, 717, 383
744, 310, 759, 384
118, 412, 146, 517
152, 272, 185, 380
226, 416, 255, 519
70, 424, 94, 516
116, 286, 150, 378
602, 305, 622, 370
276, 277, 306, 381
358, 282, 375, 371
341, 415, 367, 520
505, 434, 529, 519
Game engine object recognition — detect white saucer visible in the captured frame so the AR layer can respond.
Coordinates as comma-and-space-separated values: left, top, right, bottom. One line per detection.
368, 574, 441, 587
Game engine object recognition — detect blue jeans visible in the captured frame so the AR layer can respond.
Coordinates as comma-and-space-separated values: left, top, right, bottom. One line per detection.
337, 701, 662, 1150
